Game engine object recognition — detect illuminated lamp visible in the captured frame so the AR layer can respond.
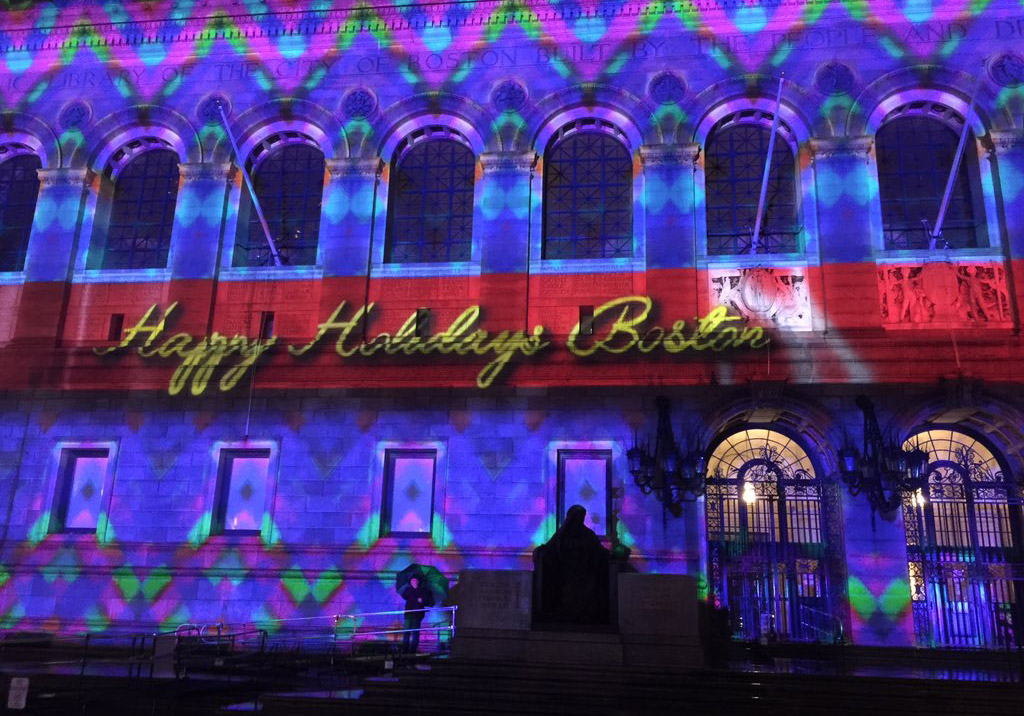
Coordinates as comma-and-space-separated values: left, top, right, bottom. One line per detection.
839, 395, 931, 524
627, 397, 707, 514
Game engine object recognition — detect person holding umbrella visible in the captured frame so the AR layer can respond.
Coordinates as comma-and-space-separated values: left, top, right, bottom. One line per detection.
399, 570, 435, 654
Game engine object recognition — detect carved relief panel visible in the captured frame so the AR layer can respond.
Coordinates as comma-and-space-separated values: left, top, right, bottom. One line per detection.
709, 267, 812, 330
878, 262, 1011, 329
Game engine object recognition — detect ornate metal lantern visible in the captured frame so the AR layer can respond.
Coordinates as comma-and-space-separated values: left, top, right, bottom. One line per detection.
627, 397, 707, 513
839, 395, 930, 520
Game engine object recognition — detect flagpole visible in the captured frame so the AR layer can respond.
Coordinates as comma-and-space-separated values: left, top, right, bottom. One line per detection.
751, 76, 785, 254
217, 103, 283, 267
929, 84, 979, 250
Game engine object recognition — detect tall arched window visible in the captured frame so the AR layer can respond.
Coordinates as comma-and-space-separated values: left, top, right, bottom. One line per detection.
386, 127, 475, 263
0, 149, 41, 272
706, 428, 839, 643
903, 429, 1022, 648
102, 141, 180, 269
876, 107, 980, 250
705, 114, 798, 255
234, 134, 325, 267
543, 119, 632, 260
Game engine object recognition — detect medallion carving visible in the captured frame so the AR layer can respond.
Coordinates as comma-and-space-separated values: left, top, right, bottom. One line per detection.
709, 267, 812, 329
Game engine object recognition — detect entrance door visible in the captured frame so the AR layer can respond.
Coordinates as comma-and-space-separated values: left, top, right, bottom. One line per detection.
904, 429, 1024, 649
706, 428, 838, 643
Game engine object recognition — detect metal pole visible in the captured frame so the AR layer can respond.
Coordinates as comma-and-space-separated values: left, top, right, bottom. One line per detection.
751, 76, 785, 254
930, 85, 979, 249
217, 103, 283, 267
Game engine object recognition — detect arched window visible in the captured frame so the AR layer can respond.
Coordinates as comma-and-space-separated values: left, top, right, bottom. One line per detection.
0, 150, 41, 272
234, 135, 325, 267
386, 127, 475, 263
102, 141, 180, 269
705, 114, 798, 255
706, 428, 838, 643
902, 429, 1022, 648
876, 107, 980, 250
543, 120, 632, 260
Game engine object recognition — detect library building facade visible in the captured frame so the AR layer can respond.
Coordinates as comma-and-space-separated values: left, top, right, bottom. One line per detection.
0, 0, 1023, 651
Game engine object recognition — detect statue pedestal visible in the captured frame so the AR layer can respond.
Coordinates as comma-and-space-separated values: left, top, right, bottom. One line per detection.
451, 570, 702, 669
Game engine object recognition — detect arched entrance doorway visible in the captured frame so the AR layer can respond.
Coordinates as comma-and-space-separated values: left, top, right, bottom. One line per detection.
903, 428, 1023, 648
706, 427, 842, 642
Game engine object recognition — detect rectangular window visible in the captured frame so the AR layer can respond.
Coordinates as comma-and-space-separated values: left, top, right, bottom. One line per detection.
52, 449, 110, 533
381, 449, 436, 537
214, 449, 271, 534
557, 450, 611, 538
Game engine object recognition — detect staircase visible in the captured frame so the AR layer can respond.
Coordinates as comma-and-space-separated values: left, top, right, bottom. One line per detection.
255, 656, 1024, 715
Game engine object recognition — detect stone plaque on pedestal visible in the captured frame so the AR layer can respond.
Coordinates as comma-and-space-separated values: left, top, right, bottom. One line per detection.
452, 569, 532, 630
618, 573, 702, 668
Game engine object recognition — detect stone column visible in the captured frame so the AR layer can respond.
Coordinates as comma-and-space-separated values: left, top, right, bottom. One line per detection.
24, 167, 92, 283
810, 137, 881, 329
477, 151, 535, 329
321, 157, 382, 278
639, 143, 699, 269
169, 162, 234, 280
991, 131, 1024, 259
990, 130, 1024, 324
14, 167, 92, 344
640, 144, 700, 318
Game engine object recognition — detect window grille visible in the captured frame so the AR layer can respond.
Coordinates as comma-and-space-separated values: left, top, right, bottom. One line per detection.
705, 428, 833, 643
902, 429, 1022, 648
543, 121, 632, 259
0, 152, 41, 272
103, 148, 180, 269
705, 121, 798, 255
234, 140, 325, 267
876, 114, 979, 250
386, 128, 475, 263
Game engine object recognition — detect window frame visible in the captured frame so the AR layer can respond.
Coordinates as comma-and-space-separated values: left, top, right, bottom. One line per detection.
541, 119, 635, 261
874, 109, 986, 252
85, 140, 181, 271
703, 114, 801, 257
46, 442, 119, 538
0, 150, 42, 273
370, 440, 449, 546
383, 126, 477, 265
555, 448, 613, 539
202, 441, 280, 543
380, 448, 438, 539
232, 134, 326, 268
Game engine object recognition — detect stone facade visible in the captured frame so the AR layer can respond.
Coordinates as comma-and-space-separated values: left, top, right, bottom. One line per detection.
0, 0, 1022, 650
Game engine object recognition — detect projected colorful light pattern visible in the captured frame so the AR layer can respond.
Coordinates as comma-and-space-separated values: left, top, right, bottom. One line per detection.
0, 0, 1021, 649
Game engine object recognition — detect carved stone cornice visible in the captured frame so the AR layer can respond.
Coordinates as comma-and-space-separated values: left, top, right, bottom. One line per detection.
36, 167, 91, 188
638, 143, 700, 170
0, 1, 685, 54
178, 162, 234, 182
989, 130, 1024, 154
325, 157, 382, 179
478, 151, 537, 175
809, 136, 873, 159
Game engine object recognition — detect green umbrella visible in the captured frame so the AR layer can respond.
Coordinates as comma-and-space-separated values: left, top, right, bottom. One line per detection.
396, 564, 449, 605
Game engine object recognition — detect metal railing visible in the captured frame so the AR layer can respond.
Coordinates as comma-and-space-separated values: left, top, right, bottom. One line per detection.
0, 605, 457, 682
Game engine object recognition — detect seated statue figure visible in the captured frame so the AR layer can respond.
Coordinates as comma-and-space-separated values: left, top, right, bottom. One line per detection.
532, 505, 611, 626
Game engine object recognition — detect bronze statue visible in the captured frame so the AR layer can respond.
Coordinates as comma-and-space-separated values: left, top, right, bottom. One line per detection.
532, 505, 611, 626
